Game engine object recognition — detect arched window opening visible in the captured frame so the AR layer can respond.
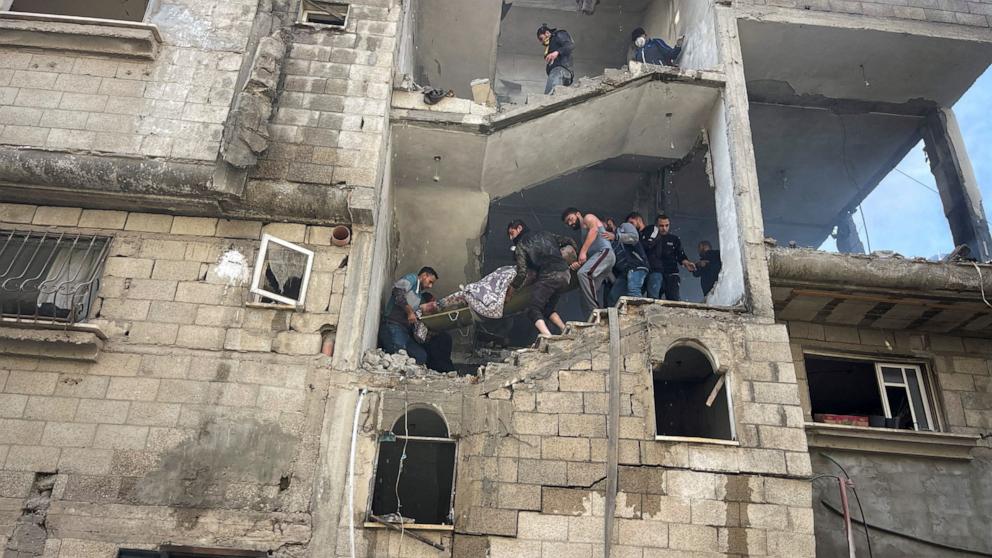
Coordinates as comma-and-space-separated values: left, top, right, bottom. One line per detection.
653, 343, 735, 441
370, 407, 456, 526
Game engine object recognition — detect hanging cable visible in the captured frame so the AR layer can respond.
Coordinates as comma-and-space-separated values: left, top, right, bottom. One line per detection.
822, 453, 874, 558
858, 205, 872, 254
893, 167, 939, 195
393, 381, 411, 556
347, 389, 367, 558
970, 262, 992, 310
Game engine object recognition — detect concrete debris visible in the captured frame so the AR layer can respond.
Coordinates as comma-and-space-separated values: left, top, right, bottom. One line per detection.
221, 34, 287, 168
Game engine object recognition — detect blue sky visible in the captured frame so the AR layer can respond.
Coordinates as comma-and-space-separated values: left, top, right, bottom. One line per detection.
819, 68, 992, 258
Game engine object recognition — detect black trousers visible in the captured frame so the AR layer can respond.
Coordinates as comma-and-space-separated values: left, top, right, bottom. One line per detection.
661, 273, 680, 301
425, 331, 455, 372
526, 270, 571, 323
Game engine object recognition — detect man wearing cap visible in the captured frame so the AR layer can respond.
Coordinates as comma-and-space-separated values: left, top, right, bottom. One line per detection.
630, 27, 684, 67
537, 24, 575, 94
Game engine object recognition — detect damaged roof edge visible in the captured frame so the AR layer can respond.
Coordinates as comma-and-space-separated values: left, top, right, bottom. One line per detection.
767, 246, 992, 299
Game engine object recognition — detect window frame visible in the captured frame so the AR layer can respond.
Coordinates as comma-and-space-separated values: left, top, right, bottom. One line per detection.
297, 0, 349, 28
248, 234, 315, 307
651, 341, 738, 445
803, 350, 942, 433
0, 229, 110, 325
874, 362, 936, 432
366, 407, 458, 530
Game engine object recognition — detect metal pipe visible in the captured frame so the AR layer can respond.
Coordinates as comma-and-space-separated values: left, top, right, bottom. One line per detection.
604, 307, 621, 558
839, 478, 857, 558
347, 389, 367, 558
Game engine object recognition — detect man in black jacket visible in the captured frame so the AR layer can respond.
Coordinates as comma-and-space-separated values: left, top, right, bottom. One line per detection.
627, 212, 695, 301
693, 240, 722, 297
537, 24, 575, 94
507, 219, 577, 338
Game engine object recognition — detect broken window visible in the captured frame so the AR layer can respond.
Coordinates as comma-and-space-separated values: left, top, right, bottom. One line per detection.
249, 234, 314, 307
653, 342, 735, 442
119, 547, 266, 558
370, 407, 456, 527
3, 0, 151, 22
298, 0, 348, 27
0, 230, 109, 324
805, 354, 938, 431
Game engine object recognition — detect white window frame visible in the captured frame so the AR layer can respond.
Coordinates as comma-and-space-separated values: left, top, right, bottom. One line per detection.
298, 0, 349, 28
874, 362, 936, 432
249, 234, 314, 307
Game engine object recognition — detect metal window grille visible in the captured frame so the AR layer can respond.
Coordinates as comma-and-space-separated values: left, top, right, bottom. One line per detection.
0, 230, 110, 325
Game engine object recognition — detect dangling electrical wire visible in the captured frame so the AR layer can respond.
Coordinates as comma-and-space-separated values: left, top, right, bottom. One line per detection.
970, 261, 992, 309
393, 381, 411, 556
822, 453, 874, 558
858, 205, 872, 254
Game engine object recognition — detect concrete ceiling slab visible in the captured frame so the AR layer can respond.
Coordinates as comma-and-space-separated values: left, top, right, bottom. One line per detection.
511, 0, 655, 11
392, 78, 721, 201
739, 19, 992, 106
750, 102, 923, 247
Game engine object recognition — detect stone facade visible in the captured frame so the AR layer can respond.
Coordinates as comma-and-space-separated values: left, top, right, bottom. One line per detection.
737, 0, 992, 27
1, 0, 991, 557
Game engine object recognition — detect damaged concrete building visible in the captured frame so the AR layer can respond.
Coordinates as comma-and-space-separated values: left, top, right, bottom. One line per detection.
0, 0, 991, 556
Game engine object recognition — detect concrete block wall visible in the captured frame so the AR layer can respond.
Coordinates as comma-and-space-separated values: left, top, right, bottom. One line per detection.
0, 202, 351, 557
784, 320, 992, 557
354, 305, 813, 558
736, 0, 992, 27
0, 0, 254, 160
251, 0, 399, 194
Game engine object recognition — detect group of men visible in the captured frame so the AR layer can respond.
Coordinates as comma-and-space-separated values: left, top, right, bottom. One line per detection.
537, 23, 684, 94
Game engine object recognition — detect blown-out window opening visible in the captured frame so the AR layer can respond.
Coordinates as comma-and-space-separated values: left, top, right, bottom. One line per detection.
249, 234, 314, 307
653, 342, 736, 442
804, 353, 939, 432
0, 229, 109, 325
369, 407, 456, 527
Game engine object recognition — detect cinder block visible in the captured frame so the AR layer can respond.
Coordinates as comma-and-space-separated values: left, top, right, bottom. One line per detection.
271, 331, 321, 355
41, 422, 97, 447
257, 386, 306, 412
517, 459, 567, 485
0, 393, 27, 418
0, 202, 37, 223
559, 371, 606, 392
223, 329, 273, 352
127, 402, 180, 426
175, 325, 226, 350
261, 222, 307, 243
498, 483, 541, 511
146, 301, 196, 323
618, 518, 668, 548
0, 418, 45, 444
559, 414, 607, 438
78, 209, 128, 229
5, 371, 58, 395
152, 260, 203, 281
461, 506, 518, 537
58, 448, 114, 475
669, 524, 718, 552
55, 375, 109, 399
75, 399, 130, 424
32, 206, 82, 226
171, 216, 218, 236
517, 511, 568, 541
536, 392, 583, 414
513, 412, 558, 436
104, 256, 154, 278
127, 322, 179, 345
216, 219, 262, 239
4, 445, 60, 472
106, 377, 159, 401
124, 212, 173, 233
93, 424, 149, 450
541, 437, 590, 461
24, 396, 79, 422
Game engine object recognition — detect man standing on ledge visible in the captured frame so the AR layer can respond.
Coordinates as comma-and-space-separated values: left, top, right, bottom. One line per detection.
537, 23, 575, 94
507, 220, 576, 338
648, 214, 695, 301
562, 207, 615, 315
378, 267, 438, 365
630, 27, 684, 67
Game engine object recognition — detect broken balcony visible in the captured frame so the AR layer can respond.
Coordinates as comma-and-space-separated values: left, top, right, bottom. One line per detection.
741, 17, 992, 260
399, 0, 719, 106
385, 65, 748, 360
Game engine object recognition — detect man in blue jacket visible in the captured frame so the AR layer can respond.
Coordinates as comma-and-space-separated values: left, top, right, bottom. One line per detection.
630, 27, 684, 67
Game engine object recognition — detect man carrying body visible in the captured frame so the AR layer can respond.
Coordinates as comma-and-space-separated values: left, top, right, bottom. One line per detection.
605, 219, 649, 306
507, 220, 576, 338
630, 27, 684, 67
378, 267, 438, 365
628, 212, 695, 301
693, 241, 722, 297
562, 207, 616, 314
537, 24, 575, 95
